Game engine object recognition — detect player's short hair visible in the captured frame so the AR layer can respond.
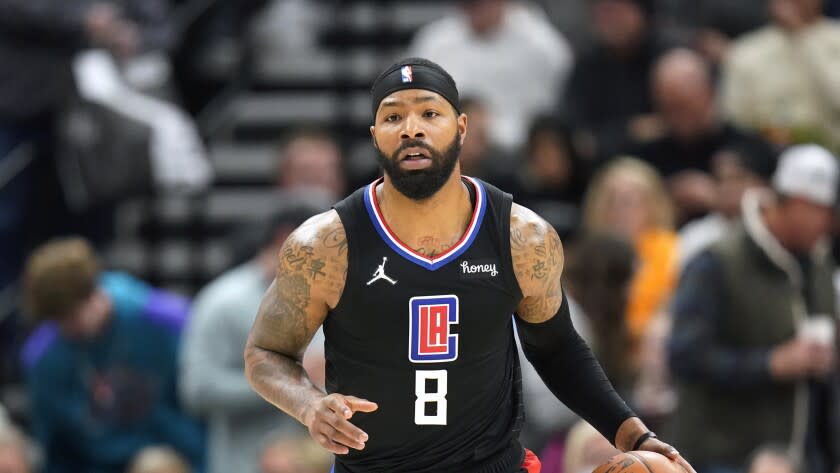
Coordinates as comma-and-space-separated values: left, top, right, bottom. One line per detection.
23, 237, 100, 322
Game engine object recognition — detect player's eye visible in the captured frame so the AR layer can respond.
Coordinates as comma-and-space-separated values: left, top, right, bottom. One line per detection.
423, 110, 439, 118
385, 114, 400, 122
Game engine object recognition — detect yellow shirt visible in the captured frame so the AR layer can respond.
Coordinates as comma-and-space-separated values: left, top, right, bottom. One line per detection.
626, 230, 679, 346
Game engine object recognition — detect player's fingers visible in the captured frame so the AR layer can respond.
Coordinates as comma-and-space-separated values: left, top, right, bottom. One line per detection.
674, 454, 697, 473
640, 439, 679, 459
316, 432, 349, 455
326, 395, 354, 418
645, 440, 696, 473
344, 396, 379, 413
327, 425, 367, 451
330, 415, 370, 445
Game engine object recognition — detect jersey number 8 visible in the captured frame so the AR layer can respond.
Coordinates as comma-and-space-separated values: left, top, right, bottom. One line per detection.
415, 370, 447, 425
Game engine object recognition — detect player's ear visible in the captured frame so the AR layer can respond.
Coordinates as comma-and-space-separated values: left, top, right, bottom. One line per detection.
457, 112, 468, 146
370, 130, 380, 151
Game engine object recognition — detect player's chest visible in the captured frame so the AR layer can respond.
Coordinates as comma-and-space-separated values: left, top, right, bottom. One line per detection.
337, 254, 518, 348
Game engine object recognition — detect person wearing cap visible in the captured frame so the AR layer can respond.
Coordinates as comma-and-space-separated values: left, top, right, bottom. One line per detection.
668, 144, 840, 473
243, 57, 696, 473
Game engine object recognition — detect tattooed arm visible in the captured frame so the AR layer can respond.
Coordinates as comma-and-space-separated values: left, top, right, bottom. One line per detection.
244, 210, 377, 455
509, 204, 565, 322
509, 204, 694, 471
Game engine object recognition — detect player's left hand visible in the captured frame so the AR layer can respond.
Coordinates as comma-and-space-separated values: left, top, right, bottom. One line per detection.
637, 437, 697, 473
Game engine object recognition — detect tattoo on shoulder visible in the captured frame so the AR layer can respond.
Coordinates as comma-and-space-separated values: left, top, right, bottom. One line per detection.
322, 226, 348, 256
510, 204, 565, 321
275, 212, 348, 313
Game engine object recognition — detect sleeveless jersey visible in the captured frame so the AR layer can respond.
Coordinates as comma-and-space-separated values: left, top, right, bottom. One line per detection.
326, 176, 526, 473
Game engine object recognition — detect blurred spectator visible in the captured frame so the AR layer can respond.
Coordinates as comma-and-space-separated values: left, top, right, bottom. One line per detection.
562, 420, 620, 473
533, 0, 591, 51
662, 0, 768, 65
505, 115, 588, 206
746, 445, 798, 473
721, 0, 840, 151
0, 0, 177, 383
259, 432, 332, 473
668, 145, 840, 473
563, 232, 638, 394
635, 48, 759, 224
276, 129, 346, 201
171, 0, 269, 114
678, 137, 778, 267
19, 238, 205, 473
408, 0, 573, 151
0, 416, 34, 473
179, 203, 322, 473
458, 96, 513, 181
582, 157, 679, 364
631, 311, 676, 428
499, 116, 587, 237
127, 446, 190, 473
561, 0, 671, 163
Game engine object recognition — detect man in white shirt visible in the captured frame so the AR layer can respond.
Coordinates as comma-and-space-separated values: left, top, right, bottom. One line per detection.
408, 0, 573, 151
721, 0, 840, 151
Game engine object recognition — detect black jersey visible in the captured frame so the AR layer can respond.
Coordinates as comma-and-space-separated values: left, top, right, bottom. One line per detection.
325, 177, 526, 473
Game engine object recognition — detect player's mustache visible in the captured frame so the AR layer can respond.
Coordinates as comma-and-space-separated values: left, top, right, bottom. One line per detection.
393, 140, 436, 160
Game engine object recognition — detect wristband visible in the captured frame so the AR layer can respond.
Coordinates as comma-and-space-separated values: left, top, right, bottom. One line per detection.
632, 431, 657, 451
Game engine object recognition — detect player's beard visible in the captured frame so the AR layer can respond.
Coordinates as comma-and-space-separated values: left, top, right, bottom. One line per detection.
376, 131, 461, 201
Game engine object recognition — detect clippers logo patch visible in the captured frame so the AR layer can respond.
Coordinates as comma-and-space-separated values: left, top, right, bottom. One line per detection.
409, 295, 458, 363
401, 65, 413, 83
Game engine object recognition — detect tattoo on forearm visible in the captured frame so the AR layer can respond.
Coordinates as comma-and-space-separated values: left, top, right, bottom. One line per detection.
246, 212, 349, 423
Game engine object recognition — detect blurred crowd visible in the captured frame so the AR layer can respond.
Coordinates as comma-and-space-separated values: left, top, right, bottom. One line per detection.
2, 0, 840, 472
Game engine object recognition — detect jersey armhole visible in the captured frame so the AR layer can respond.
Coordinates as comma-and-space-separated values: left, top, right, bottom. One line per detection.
328, 206, 357, 315
500, 193, 525, 303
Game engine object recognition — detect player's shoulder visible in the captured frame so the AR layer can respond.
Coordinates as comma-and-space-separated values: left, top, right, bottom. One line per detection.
510, 203, 558, 249
284, 209, 346, 257
279, 210, 348, 306
509, 203, 565, 294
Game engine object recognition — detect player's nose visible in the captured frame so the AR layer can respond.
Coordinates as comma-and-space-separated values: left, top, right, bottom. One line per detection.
400, 115, 426, 140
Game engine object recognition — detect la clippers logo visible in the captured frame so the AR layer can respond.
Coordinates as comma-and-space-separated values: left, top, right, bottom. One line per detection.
408, 295, 458, 363
401, 65, 413, 83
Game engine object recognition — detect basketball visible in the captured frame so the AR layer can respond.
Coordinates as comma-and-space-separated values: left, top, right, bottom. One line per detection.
592, 451, 686, 473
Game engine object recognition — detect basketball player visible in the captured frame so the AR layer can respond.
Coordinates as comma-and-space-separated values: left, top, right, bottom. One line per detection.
244, 58, 696, 473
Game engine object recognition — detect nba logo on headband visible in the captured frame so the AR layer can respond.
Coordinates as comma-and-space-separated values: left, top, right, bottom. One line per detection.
401, 65, 413, 83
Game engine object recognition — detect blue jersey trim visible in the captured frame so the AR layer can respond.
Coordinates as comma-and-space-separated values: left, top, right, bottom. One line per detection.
363, 176, 487, 271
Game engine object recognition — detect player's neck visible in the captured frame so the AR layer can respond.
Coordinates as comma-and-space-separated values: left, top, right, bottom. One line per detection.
377, 170, 473, 246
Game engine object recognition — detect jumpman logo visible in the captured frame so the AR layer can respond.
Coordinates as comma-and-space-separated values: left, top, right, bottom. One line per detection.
367, 257, 397, 286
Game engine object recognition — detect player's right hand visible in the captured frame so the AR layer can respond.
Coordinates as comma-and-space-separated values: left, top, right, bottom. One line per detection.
302, 393, 378, 454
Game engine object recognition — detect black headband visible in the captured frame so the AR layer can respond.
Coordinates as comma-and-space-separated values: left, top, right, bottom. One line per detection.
371, 60, 461, 117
